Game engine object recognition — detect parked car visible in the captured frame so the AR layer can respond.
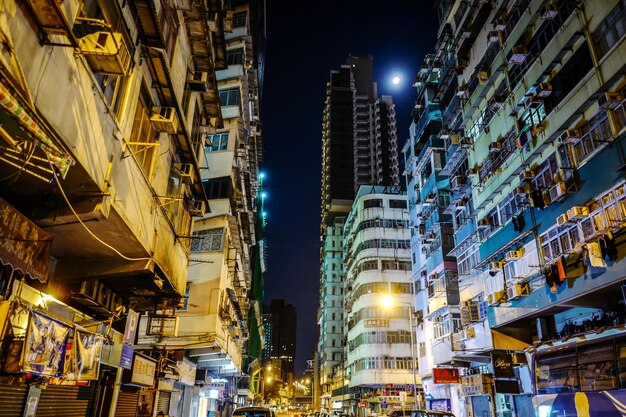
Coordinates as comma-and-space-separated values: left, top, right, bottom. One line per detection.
233, 406, 276, 417
386, 410, 413, 417
410, 411, 455, 417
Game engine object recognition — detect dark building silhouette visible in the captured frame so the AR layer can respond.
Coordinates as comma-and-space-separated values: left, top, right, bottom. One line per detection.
265, 299, 297, 382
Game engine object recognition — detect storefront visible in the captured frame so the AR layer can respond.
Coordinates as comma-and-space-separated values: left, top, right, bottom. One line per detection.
461, 374, 495, 417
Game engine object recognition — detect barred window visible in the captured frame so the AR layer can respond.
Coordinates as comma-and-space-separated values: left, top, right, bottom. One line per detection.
191, 228, 224, 252
232, 11, 247, 28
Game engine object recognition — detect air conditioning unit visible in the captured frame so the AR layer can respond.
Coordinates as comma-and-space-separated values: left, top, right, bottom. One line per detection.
543, 3, 559, 19
514, 184, 529, 196
461, 136, 474, 148
505, 250, 522, 261
488, 31, 500, 44
567, 206, 589, 220
456, 86, 468, 98
494, 19, 506, 32
479, 70, 490, 84
549, 181, 567, 202
451, 175, 467, 190
490, 261, 505, 272
521, 170, 535, 181
79, 31, 131, 76
465, 326, 477, 339
188, 71, 209, 92
556, 213, 569, 226
598, 92, 623, 111
488, 142, 501, 153
508, 46, 528, 65
559, 129, 582, 144
469, 303, 482, 322
449, 135, 461, 146
488, 289, 506, 306
439, 130, 450, 139
71, 280, 100, 307
223, 10, 234, 32
151, 107, 179, 133
525, 95, 542, 109
478, 218, 492, 228
187, 200, 206, 217
146, 315, 179, 337
96, 283, 112, 309
506, 282, 530, 300
176, 163, 195, 183
536, 83, 553, 98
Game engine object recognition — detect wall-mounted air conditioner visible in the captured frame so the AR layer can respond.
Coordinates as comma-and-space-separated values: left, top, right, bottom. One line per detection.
549, 181, 567, 203
567, 206, 589, 220
598, 92, 623, 110
559, 129, 582, 144
556, 213, 569, 226
151, 107, 179, 134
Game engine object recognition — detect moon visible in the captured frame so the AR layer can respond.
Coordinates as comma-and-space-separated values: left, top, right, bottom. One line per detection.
392, 76, 400, 85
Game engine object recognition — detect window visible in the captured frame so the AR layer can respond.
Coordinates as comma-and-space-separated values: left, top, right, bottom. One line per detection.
593, 0, 626, 59
232, 11, 247, 28
203, 176, 231, 200
206, 132, 229, 152
191, 228, 224, 252
226, 48, 245, 66
389, 199, 407, 209
363, 199, 383, 209
129, 85, 158, 178
219, 88, 241, 106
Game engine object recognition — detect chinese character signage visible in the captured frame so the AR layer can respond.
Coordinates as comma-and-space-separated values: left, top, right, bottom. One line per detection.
177, 358, 196, 386
461, 374, 493, 396
0, 198, 51, 283
130, 354, 156, 387
22, 311, 70, 377
364, 319, 390, 328
433, 368, 460, 384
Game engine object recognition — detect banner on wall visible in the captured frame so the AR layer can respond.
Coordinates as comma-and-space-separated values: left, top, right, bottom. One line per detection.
22, 311, 71, 377
68, 329, 104, 380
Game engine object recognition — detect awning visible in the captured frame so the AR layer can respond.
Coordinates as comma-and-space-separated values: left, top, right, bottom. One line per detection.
0, 198, 51, 283
0, 79, 73, 177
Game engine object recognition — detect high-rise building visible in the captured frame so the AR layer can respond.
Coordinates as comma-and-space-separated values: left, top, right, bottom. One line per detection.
342, 186, 417, 410
317, 55, 401, 411
266, 299, 297, 383
405, 1, 626, 416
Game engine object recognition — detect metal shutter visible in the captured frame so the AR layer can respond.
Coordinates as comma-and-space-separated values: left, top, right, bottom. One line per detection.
35, 385, 97, 417
156, 391, 171, 415
114, 389, 140, 417
0, 384, 28, 417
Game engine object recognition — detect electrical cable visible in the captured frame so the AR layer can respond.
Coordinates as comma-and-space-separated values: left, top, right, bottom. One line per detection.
46, 154, 152, 262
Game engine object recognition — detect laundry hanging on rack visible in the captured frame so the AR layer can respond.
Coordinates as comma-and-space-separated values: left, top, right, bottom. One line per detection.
545, 266, 558, 293
599, 233, 618, 261
556, 257, 567, 282
587, 242, 607, 268
530, 189, 545, 209
512, 213, 526, 232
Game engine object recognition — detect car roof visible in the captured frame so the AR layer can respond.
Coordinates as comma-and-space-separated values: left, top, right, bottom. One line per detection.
233, 407, 272, 412
412, 412, 454, 416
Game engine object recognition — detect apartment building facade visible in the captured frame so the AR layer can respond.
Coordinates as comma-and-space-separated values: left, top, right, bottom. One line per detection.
342, 187, 417, 413
0, 0, 265, 416
404, 0, 626, 416
317, 55, 400, 410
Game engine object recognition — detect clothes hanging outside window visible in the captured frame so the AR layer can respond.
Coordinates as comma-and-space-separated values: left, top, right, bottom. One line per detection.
587, 242, 607, 268
599, 233, 618, 261
545, 266, 558, 293
530, 189, 545, 209
512, 213, 526, 232
556, 257, 566, 282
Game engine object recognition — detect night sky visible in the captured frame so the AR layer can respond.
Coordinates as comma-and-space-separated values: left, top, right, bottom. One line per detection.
261, 1, 438, 373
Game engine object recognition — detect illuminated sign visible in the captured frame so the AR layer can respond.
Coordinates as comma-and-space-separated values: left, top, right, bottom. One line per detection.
364, 319, 390, 328
433, 368, 460, 384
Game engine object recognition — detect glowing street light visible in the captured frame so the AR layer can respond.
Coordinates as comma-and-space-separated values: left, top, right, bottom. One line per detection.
392, 76, 401, 85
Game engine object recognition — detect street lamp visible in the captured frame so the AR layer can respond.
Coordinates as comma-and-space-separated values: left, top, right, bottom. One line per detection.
380, 294, 418, 410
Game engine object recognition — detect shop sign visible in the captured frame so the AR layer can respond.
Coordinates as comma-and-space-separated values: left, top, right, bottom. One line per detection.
177, 358, 196, 386
120, 343, 134, 370
491, 350, 514, 378
123, 309, 139, 345
22, 310, 71, 377
0, 198, 51, 283
430, 399, 451, 412
364, 319, 389, 328
205, 381, 226, 391
433, 368, 460, 384
332, 401, 343, 409
359, 401, 366, 408
461, 374, 492, 396
158, 379, 175, 391
130, 354, 157, 387
494, 379, 520, 394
